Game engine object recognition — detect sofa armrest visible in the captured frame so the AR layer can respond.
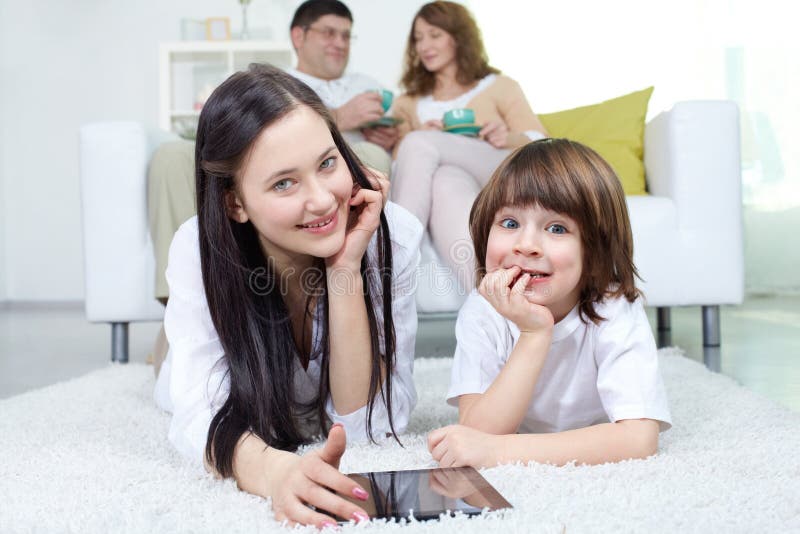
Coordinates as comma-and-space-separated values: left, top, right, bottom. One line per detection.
643, 101, 744, 305
645, 101, 742, 232
79, 121, 170, 322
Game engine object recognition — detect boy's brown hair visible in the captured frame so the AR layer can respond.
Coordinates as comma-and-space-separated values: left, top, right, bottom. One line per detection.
469, 138, 641, 323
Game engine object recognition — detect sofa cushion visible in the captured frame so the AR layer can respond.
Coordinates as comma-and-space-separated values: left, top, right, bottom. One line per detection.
416, 234, 469, 313
539, 87, 653, 196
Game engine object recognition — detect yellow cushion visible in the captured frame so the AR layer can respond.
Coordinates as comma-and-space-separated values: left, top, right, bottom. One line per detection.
538, 87, 653, 196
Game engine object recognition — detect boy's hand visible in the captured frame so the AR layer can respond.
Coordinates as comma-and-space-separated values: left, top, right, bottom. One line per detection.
479, 266, 554, 333
427, 425, 500, 469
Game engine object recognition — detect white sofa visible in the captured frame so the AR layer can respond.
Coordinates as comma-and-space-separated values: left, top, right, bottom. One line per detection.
79, 101, 743, 367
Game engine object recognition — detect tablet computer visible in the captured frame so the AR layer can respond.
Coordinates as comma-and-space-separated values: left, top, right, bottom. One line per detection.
334, 467, 512, 523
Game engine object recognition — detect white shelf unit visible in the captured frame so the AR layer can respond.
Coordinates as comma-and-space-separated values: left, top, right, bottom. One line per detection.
158, 41, 295, 135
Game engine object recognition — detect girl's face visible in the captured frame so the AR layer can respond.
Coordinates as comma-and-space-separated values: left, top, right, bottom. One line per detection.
227, 105, 353, 271
485, 204, 584, 322
413, 17, 457, 74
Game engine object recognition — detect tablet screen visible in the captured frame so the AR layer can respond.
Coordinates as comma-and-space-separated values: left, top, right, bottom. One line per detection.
334, 467, 512, 522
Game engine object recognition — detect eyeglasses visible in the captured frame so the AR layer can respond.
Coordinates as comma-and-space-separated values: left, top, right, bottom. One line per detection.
305, 25, 355, 42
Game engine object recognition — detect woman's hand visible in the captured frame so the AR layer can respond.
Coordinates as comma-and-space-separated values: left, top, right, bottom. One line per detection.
266, 424, 371, 528
428, 424, 500, 469
325, 168, 388, 272
421, 119, 444, 131
362, 167, 390, 208
478, 266, 554, 334
479, 120, 510, 148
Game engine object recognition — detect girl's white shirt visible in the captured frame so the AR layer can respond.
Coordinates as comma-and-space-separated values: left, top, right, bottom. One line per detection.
447, 290, 673, 433
154, 201, 424, 466
416, 75, 498, 123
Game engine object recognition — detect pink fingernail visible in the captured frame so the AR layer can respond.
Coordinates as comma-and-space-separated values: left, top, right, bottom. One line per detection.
352, 511, 369, 522
331, 423, 343, 429
352, 487, 369, 500
320, 521, 336, 529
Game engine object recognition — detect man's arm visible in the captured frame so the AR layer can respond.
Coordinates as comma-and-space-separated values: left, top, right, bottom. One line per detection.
332, 92, 384, 131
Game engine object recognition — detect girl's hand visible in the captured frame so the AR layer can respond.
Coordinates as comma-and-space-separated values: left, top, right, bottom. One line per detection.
479, 120, 510, 148
421, 119, 444, 131
325, 168, 387, 272
428, 424, 500, 469
478, 266, 554, 334
363, 167, 390, 208
267, 424, 370, 528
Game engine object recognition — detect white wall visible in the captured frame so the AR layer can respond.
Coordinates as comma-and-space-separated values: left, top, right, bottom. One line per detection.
470, 0, 800, 295
0, 0, 9, 301
0, 0, 425, 301
0, 153, 6, 301
471, 0, 729, 117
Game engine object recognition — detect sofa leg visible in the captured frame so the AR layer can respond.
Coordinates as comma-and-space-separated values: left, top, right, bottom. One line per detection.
701, 305, 721, 372
111, 322, 129, 363
656, 307, 671, 348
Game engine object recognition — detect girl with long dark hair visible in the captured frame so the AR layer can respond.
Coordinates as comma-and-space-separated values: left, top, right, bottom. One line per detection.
153, 63, 422, 528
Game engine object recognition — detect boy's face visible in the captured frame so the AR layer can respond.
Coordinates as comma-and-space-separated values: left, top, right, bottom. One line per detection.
484, 204, 583, 323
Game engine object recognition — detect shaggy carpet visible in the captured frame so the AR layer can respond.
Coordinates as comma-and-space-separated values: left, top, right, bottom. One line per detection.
1, 348, 798, 533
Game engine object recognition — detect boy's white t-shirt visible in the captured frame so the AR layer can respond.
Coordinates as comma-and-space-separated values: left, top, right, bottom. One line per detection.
447, 290, 672, 433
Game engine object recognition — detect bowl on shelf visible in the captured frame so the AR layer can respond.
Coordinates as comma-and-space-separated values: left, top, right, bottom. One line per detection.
172, 115, 199, 140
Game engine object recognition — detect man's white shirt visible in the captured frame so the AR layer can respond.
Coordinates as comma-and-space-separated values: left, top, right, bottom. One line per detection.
286, 68, 381, 144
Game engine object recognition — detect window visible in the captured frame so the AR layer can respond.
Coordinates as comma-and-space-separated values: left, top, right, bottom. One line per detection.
470, 0, 799, 294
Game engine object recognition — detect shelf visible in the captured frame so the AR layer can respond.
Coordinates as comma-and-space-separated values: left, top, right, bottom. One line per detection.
158, 40, 295, 133
160, 40, 294, 53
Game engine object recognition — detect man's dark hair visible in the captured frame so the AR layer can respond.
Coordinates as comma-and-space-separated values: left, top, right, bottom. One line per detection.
290, 0, 353, 30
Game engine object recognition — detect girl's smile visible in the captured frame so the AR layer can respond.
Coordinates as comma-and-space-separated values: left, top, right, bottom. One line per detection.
518, 270, 552, 285
298, 209, 339, 234
226, 105, 354, 271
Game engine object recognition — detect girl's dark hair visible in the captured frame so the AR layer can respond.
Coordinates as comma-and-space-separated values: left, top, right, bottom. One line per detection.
195, 63, 397, 477
400, 1, 499, 96
469, 138, 641, 324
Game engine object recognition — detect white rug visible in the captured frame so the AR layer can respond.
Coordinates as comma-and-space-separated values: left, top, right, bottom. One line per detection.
1, 348, 799, 533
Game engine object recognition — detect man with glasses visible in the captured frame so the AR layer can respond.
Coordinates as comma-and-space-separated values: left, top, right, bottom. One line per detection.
287, 0, 399, 171
146, 0, 397, 313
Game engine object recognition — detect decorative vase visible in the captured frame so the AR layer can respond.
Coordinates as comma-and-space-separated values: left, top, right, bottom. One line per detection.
240, 0, 252, 40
